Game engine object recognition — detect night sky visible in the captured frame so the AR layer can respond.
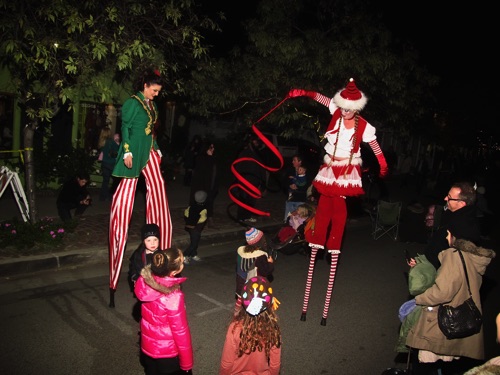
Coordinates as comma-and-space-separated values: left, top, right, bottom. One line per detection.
382, 2, 497, 112
207, 1, 498, 131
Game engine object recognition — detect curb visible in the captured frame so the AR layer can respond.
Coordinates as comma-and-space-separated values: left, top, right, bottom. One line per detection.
0, 223, 285, 278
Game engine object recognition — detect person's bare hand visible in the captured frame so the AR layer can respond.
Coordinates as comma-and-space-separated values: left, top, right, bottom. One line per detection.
268, 257, 274, 263
124, 155, 133, 169
407, 258, 416, 267
81, 196, 91, 205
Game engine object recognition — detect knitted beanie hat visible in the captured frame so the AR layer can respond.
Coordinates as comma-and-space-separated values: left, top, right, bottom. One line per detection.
245, 227, 263, 245
194, 190, 207, 204
142, 223, 160, 241
333, 78, 367, 111
242, 276, 274, 316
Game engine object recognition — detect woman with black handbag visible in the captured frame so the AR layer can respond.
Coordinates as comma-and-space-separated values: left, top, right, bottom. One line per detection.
406, 230, 496, 374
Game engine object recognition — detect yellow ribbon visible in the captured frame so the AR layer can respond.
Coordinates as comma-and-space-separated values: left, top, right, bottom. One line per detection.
0, 148, 33, 164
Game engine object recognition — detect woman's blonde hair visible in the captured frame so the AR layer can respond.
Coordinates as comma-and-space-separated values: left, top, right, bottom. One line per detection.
98, 127, 112, 149
297, 203, 314, 218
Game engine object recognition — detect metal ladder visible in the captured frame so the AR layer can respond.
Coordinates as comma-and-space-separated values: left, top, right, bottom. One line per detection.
0, 166, 30, 222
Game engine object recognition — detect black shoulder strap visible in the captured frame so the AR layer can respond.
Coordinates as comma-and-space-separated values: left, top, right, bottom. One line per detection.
456, 249, 472, 297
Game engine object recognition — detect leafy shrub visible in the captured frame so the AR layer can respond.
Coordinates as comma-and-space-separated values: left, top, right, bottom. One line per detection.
0, 217, 76, 254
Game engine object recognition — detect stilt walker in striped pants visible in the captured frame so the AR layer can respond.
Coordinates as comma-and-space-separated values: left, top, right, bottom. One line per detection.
108, 70, 172, 307
287, 78, 388, 325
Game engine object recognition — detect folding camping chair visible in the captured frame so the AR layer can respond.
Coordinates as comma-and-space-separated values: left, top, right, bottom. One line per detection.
371, 200, 402, 240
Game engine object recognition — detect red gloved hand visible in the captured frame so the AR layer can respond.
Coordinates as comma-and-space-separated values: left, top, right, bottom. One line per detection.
287, 89, 317, 99
380, 165, 389, 178
287, 89, 306, 98
376, 153, 389, 178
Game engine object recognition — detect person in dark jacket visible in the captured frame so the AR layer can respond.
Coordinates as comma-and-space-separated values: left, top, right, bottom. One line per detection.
183, 134, 202, 186
56, 171, 91, 222
189, 141, 219, 228
424, 181, 481, 269
128, 223, 161, 291
234, 136, 267, 223
183, 190, 208, 265
98, 129, 120, 201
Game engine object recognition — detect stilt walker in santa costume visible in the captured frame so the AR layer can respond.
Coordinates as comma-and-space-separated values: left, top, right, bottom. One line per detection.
287, 78, 388, 325
108, 70, 172, 307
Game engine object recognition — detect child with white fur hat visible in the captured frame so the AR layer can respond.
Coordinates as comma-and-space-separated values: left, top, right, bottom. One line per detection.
234, 227, 275, 314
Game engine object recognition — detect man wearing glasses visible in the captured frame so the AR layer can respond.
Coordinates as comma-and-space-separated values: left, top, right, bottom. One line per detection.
424, 181, 481, 269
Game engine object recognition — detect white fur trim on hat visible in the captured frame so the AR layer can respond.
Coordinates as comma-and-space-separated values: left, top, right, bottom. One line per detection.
333, 78, 367, 111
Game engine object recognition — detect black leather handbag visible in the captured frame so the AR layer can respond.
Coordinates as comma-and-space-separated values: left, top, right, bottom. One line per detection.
437, 249, 482, 340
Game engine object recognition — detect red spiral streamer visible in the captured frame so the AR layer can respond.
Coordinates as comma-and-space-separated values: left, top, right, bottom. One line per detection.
228, 98, 288, 217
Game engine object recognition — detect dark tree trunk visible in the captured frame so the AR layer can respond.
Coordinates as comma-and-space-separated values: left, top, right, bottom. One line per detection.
23, 123, 37, 223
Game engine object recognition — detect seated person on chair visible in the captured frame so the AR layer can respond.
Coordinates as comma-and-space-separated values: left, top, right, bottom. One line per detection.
56, 171, 92, 222
278, 203, 314, 243
284, 155, 310, 221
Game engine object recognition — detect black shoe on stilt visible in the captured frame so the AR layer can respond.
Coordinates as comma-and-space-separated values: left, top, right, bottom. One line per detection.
320, 318, 327, 326
300, 312, 307, 321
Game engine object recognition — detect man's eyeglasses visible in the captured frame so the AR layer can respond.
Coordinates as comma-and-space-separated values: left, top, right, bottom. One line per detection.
446, 195, 463, 202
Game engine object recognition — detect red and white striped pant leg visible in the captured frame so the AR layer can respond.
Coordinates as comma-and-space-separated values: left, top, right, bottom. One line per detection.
109, 177, 138, 290
301, 247, 319, 314
322, 253, 339, 319
142, 150, 172, 249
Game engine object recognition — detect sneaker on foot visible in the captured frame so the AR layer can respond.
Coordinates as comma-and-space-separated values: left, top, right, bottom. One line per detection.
183, 256, 191, 265
191, 255, 202, 262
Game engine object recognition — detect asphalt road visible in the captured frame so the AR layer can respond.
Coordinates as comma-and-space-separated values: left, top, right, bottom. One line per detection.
1, 224, 498, 375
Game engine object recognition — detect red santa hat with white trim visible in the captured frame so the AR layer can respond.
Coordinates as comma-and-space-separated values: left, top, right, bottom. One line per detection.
333, 78, 367, 111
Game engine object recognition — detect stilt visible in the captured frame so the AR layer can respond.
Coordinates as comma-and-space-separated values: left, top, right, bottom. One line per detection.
109, 288, 115, 308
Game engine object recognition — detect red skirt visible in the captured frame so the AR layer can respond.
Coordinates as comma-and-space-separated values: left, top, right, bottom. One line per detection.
312, 158, 364, 197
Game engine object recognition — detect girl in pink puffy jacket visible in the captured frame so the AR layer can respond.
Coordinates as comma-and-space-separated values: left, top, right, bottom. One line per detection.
134, 248, 193, 375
